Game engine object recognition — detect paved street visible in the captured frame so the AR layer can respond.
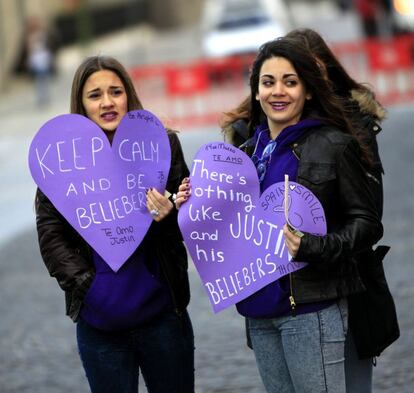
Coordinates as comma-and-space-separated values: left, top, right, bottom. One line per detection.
370, 106, 414, 391
1, 93, 414, 392
1, 3, 414, 391
0, 227, 264, 393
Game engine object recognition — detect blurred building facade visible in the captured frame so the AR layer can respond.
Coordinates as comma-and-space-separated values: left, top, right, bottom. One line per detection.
0, 0, 23, 91
0, 0, 204, 91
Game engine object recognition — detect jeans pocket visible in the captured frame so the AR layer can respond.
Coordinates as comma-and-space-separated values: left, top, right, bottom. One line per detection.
247, 317, 274, 336
318, 301, 347, 348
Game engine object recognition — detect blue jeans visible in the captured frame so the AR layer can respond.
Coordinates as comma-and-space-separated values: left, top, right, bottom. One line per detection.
248, 299, 348, 393
77, 310, 194, 393
345, 331, 372, 392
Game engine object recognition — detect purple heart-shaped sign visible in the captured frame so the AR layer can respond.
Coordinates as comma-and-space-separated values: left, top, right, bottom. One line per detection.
29, 110, 171, 272
178, 142, 326, 313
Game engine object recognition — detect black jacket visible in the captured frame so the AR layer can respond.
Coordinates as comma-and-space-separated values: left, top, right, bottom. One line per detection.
348, 88, 386, 219
291, 126, 383, 303
241, 125, 383, 305
35, 131, 190, 322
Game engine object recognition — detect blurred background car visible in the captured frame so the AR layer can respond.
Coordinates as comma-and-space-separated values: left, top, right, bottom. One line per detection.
391, 0, 414, 33
201, 0, 291, 58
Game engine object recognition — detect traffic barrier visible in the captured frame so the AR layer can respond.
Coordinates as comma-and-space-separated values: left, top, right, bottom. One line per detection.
333, 34, 414, 105
130, 34, 414, 129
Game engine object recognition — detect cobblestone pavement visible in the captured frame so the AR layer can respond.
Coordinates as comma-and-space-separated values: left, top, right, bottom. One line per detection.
1, 106, 414, 392
0, 228, 263, 393
370, 107, 414, 392
1, 7, 413, 390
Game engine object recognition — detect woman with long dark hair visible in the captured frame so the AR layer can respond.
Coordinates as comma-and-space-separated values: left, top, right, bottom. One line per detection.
221, 28, 398, 393
177, 37, 382, 392
35, 56, 194, 393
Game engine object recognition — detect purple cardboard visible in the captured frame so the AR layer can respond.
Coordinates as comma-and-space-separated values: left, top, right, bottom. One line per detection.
178, 142, 326, 312
29, 110, 171, 272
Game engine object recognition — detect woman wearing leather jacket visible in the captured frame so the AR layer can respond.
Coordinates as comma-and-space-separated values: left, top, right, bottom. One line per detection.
35, 56, 194, 393
222, 28, 398, 393
177, 38, 382, 393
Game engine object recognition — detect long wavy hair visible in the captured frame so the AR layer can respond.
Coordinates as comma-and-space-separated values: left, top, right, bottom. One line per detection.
248, 37, 353, 139
70, 55, 143, 115
221, 28, 385, 146
285, 28, 386, 119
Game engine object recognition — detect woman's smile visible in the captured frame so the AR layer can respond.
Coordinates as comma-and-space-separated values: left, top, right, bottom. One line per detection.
269, 101, 290, 111
256, 56, 310, 138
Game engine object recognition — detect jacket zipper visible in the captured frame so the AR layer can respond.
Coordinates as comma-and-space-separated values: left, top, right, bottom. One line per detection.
292, 144, 300, 161
289, 274, 297, 316
289, 144, 299, 316
366, 172, 380, 184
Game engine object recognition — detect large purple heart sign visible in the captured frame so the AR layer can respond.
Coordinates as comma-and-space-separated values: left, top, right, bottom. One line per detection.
178, 142, 326, 313
29, 110, 171, 272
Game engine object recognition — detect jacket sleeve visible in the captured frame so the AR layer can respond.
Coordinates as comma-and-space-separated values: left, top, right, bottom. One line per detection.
294, 138, 383, 266
35, 188, 94, 295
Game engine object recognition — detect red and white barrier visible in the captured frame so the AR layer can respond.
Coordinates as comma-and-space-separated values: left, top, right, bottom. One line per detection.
130, 35, 414, 128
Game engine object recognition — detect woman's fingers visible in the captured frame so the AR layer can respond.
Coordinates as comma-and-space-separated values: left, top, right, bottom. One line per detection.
146, 188, 173, 221
283, 224, 301, 258
175, 177, 191, 210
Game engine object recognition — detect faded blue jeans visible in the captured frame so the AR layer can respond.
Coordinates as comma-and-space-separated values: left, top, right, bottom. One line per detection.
247, 299, 348, 393
76, 310, 194, 393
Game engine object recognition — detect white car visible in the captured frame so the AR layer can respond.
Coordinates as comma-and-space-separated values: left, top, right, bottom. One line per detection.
392, 0, 414, 32
202, 0, 289, 58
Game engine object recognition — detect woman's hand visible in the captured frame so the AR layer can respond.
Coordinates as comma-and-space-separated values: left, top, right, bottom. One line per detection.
175, 177, 191, 210
146, 188, 174, 222
283, 224, 302, 258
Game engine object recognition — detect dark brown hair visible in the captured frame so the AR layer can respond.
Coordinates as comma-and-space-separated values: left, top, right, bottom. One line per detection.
70, 55, 143, 115
248, 37, 353, 138
286, 28, 376, 100
220, 95, 251, 130
221, 28, 385, 134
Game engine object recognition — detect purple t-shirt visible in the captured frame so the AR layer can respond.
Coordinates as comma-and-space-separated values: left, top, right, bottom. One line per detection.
80, 240, 172, 331
237, 120, 333, 319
